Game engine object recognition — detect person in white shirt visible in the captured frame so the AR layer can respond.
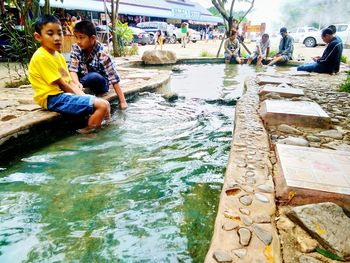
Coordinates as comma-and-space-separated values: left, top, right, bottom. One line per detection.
248, 33, 270, 67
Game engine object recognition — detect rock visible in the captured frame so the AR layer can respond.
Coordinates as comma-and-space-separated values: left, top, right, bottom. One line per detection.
240, 215, 253, 226
253, 215, 271, 224
239, 208, 250, 215
306, 135, 321, 142
322, 141, 350, 151
162, 91, 179, 102
1, 114, 17, 121
278, 136, 309, 147
297, 235, 318, 253
239, 195, 253, 206
238, 227, 252, 246
278, 124, 303, 135
287, 202, 350, 260
257, 184, 274, 193
222, 220, 239, 231
252, 224, 273, 245
213, 250, 232, 263
232, 248, 247, 259
142, 50, 177, 65
255, 193, 270, 203
0, 101, 12, 109
317, 129, 343, 139
299, 255, 323, 263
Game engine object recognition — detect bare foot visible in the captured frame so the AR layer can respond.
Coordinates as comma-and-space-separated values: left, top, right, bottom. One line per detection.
119, 102, 128, 110
77, 126, 96, 134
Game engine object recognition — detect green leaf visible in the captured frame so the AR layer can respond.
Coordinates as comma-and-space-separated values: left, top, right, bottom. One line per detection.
315, 247, 344, 261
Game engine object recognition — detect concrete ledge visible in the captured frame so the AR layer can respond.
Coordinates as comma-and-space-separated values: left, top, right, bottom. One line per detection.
0, 69, 170, 165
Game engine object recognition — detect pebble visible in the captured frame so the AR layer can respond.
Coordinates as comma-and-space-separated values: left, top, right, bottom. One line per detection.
278, 136, 309, 147
225, 187, 241, 196
257, 184, 274, 193
213, 250, 232, 263
240, 215, 253, 226
238, 227, 252, 246
241, 185, 254, 193
252, 224, 273, 245
232, 248, 247, 259
239, 195, 253, 206
277, 124, 303, 135
317, 129, 343, 139
306, 135, 321, 142
239, 208, 251, 215
255, 193, 270, 203
245, 171, 255, 177
222, 220, 239, 231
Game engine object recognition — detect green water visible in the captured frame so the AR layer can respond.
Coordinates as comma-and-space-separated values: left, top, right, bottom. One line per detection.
0, 64, 256, 262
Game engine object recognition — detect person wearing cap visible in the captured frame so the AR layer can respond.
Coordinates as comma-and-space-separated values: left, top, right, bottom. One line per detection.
267, 27, 294, 66
297, 28, 343, 74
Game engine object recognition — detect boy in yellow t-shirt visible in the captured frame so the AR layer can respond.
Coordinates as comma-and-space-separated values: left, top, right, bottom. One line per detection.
28, 15, 110, 133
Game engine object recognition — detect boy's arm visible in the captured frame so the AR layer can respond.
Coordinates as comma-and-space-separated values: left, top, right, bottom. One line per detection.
232, 40, 240, 55
53, 78, 85, 95
70, 71, 83, 89
266, 47, 270, 58
224, 39, 231, 54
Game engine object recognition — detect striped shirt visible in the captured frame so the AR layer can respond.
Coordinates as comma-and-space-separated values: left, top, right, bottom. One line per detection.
69, 41, 120, 85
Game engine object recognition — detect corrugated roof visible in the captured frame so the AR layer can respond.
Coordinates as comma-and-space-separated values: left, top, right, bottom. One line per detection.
40, 0, 222, 23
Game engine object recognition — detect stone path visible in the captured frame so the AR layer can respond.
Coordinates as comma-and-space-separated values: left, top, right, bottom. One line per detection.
205, 76, 281, 263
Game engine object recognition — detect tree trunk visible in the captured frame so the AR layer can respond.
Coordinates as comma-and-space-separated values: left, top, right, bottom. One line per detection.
43, 0, 51, 14
111, 0, 120, 56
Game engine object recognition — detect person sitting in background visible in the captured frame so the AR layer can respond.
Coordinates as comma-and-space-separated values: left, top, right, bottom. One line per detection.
154, 30, 163, 50
247, 33, 270, 67
268, 27, 294, 66
297, 28, 343, 74
224, 29, 242, 64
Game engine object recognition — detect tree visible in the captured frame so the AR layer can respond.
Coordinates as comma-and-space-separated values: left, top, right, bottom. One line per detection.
211, 0, 255, 57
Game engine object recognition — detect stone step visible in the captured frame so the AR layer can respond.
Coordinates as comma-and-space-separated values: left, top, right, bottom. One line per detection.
274, 144, 350, 211
257, 76, 292, 85
259, 100, 331, 128
259, 85, 304, 98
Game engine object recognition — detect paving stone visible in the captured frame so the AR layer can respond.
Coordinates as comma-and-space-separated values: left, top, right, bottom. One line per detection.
238, 227, 252, 246
257, 76, 292, 85
278, 136, 309, 147
322, 142, 350, 151
277, 124, 303, 135
287, 202, 350, 260
213, 250, 232, 263
240, 215, 253, 226
275, 144, 350, 210
259, 100, 331, 128
252, 224, 273, 245
239, 207, 250, 215
259, 85, 304, 98
317, 129, 344, 139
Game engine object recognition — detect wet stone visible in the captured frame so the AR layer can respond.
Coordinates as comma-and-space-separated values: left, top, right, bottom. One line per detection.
232, 248, 247, 259
240, 215, 253, 226
239, 195, 253, 206
255, 193, 270, 203
253, 215, 271, 224
257, 184, 274, 193
245, 171, 255, 177
252, 224, 273, 245
239, 208, 251, 215
238, 227, 252, 246
241, 185, 254, 193
306, 135, 321, 142
213, 250, 233, 263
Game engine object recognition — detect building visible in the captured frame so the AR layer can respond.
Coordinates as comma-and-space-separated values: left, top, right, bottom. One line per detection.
39, 0, 223, 26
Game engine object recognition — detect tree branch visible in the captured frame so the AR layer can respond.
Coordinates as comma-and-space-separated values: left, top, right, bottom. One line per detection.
238, 0, 255, 25
211, 0, 229, 21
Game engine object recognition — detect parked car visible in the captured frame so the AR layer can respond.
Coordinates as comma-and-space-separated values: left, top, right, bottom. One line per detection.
136, 21, 174, 44
129, 27, 150, 45
300, 24, 350, 47
288, 26, 319, 43
171, 27, 201, 44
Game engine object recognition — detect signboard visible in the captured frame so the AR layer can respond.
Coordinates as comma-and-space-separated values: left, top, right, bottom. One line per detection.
247, 25, 261, 32
171, 8, 200, 20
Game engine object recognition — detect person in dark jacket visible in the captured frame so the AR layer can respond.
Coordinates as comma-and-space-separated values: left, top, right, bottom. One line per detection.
297, 28, 343, 74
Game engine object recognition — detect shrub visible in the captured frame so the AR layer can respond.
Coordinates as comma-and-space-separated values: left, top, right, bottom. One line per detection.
339, 74, 350, 93
126, 43, 139, 56
200, 50, 214, 57
268, 49, 278, 57
113, 21, 133, 57
341, 54, 347, 64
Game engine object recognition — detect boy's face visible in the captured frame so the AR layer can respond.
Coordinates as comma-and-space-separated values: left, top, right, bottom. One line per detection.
262, 35, 269, 43
74, 32, 96, 50
34, 22, 63, 54
322, 34, 332, 44
230, 34, 236, 40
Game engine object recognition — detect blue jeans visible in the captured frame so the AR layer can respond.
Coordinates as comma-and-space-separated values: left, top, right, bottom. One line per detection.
47, 93, 95, 116
80, 72, 108, 95
297, 62, 329, 73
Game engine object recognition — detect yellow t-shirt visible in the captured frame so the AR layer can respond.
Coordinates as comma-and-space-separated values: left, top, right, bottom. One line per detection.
28, 47, 72, 109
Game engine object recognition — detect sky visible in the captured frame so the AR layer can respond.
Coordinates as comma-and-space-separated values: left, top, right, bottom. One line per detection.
190, 0, 283, 32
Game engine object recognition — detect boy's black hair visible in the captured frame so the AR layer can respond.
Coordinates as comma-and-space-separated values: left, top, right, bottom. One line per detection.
328, 25, 336, 34
322, 28, 334, 37
262, 33, 269, 38
74, 21, 96, 37
34, 15, 61, 34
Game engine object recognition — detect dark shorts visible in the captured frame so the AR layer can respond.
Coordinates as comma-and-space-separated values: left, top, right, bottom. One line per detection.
224, 53, 239, 61
80, 72, 109, 95
47, 93, 95, 116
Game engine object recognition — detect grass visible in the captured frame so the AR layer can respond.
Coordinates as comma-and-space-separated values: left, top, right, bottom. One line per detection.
341, 54, 347, 64
339, 72, 350, 92
5, 77, 30, 88
200, 50, 215, 57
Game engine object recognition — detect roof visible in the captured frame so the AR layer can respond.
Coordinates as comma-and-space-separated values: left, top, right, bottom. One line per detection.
39, 0, 222, 24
